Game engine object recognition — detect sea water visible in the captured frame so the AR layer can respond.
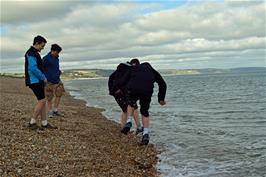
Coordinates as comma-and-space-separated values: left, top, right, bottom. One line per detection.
64, 72, 266, 177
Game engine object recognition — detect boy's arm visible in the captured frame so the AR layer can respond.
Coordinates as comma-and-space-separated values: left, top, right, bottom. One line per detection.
108, 71, 116, 95
152, 67, 167, 103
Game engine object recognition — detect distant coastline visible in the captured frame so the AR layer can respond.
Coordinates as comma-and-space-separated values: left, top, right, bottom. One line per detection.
1, 67, 265, 80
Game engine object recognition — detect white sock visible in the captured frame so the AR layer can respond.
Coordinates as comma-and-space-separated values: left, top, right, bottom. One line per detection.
53, 108, 58, 112
30, 118, 36, 124
42, 120, 48, 126
127, 116, 133, 123
143, 128, 149, 135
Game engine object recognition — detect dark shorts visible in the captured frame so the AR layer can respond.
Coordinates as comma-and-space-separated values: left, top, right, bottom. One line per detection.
29, 82, 45, 100
127, 90, 151, 117
114, 93, 137, 112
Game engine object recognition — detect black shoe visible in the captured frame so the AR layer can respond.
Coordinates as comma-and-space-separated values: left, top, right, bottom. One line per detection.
135, 126, 144, 135
28, 123, 39, 130
121, 122, 132, 134
41, 123, 58, 129
53, 111, 64, 117
141, 134, 150, 145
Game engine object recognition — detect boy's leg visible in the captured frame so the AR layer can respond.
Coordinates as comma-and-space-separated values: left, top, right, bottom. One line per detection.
45, 83, 54, 118
120, 111, 127, 127
133, 109, 143, 135
139, 94, 151, 145
29, 82, 46, 129
53, 82, 65, 116
32, 99, 46, 120
142, 115, 149, 132
114, 95, 127, 127
40, 98, 48, 126
133, 109, 141, 127
47, 99, 53, 113
121, 105, 134, 134
47, 98, 54, 118
54, 96, 61, 110
121, 90, 138, 134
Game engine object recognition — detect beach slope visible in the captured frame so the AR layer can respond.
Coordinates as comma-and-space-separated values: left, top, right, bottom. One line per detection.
0, 77, 158, 177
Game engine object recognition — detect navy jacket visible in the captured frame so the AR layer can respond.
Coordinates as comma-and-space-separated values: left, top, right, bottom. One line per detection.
24, 46, 46, 86
43, 52, 61, 84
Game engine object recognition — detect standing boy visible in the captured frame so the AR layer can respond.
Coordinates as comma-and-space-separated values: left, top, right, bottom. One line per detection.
25, 35, 56, 130
43, 44, 65, 118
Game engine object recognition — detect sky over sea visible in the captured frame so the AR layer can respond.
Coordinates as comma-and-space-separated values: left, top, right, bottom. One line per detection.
0, 0, 265, 72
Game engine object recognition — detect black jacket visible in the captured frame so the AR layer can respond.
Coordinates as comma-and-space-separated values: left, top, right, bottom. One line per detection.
127, 62, 167, 102
108, 62, 131, 96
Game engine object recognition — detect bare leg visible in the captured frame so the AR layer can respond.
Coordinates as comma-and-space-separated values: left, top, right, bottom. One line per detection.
40, 99, 47, 121
54, 96, 61, 110
127, 105, 134, 118
142, 115, 149, 129
120, 112, 127, 127
133, 110, 141, 128
47, 99, 53, 112
33, 99, 46, 120
120, 105, 135, 134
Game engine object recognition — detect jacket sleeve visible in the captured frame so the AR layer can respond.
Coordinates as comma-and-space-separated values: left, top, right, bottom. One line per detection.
152, 68, 167, 102
108, 71, 116, 95
43, 57, 47, 70
28, 55, 46, 81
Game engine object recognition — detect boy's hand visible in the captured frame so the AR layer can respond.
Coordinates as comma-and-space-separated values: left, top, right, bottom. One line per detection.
159, 100, 166, 106
44, 78, 48, 84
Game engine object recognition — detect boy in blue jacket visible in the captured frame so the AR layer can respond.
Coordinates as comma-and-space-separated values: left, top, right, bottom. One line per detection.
25, 35, 56, 130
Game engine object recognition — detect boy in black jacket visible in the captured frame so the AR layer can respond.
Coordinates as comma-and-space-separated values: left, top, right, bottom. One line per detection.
108, 62, 143, 134
121, 59, 167, 145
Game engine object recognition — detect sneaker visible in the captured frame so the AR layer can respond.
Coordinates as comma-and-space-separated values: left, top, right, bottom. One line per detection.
121, 122, 132, 134
28, 123, 39, 130
141, 134, 150, 145
135, 126, 144, 135
53, 111, 64, 117
41, 123, 58, 129
48, 111, 54, 118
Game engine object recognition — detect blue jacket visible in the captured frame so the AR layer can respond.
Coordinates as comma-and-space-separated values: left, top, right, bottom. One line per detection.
43, 52, 60, 84
25, 46, 46, 86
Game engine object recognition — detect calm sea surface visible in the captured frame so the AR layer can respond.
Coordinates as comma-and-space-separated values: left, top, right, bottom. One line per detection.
64, 72, 266, 177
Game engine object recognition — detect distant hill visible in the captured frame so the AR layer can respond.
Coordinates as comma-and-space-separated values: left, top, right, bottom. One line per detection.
1, 67, 265, 80
60, 69, 114, 80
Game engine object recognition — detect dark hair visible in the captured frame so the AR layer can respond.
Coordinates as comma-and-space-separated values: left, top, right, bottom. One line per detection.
33, 35, 47, 45
51, 44, 62, 52
130, 58, 140, 66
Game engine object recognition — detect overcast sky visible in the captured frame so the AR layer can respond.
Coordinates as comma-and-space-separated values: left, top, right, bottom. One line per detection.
0, 0, 265, 72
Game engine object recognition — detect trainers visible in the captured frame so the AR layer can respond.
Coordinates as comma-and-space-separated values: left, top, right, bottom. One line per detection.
48, 111, 54, 118
53, 111, 64, 117
41, 123, 58, 129
28, 123, 39, 130
141, 134, 150, 145
135, 126, 144, 135
121, 122, 132, 134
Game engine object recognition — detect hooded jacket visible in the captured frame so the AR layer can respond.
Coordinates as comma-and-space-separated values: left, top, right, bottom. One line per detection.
108, 62, 131, 96
24, 46, 45, 86
126, 62, 167, 102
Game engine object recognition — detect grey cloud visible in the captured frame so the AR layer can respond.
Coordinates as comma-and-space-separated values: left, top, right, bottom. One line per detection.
1, 1, 77, 24
133, 1, 265, 40
1, 1, 265, 72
